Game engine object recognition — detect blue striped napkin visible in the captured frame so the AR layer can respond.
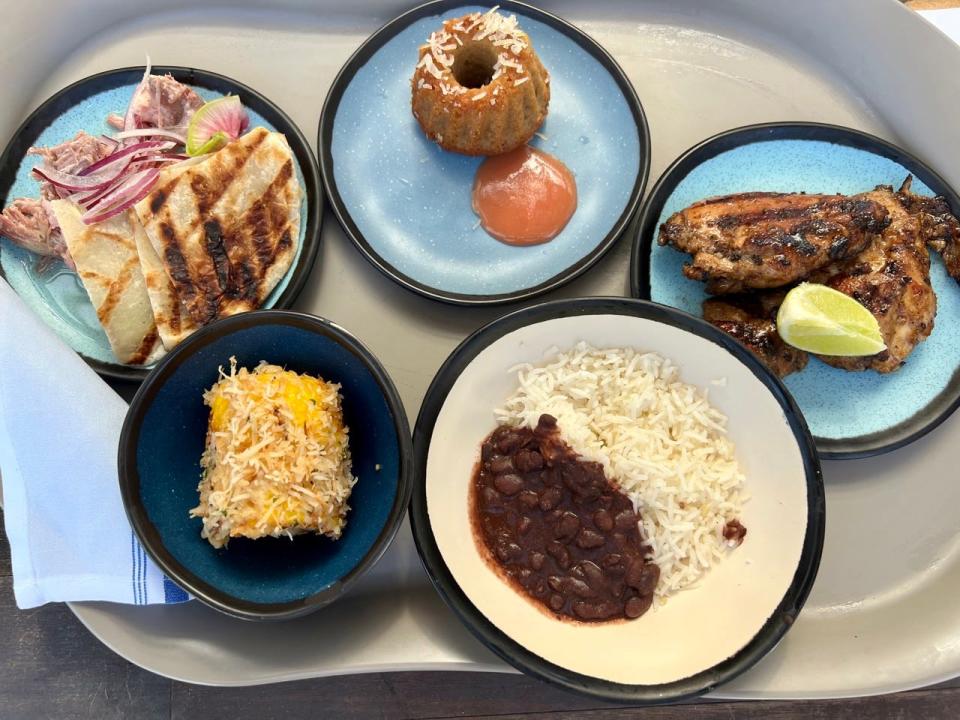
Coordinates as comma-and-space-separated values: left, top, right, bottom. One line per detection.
0, 278, 188, 607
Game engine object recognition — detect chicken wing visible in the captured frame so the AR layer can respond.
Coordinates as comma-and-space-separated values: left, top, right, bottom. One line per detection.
659, 191, 891, 294
895, 176, 960, 282
808, 183, 936, 373
702, 293, 808, 378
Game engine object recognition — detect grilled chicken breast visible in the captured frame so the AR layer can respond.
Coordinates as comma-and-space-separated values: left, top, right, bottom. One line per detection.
808, 183, 937, 373
135, 127, 301, 330
703, 293, 808, 378
659, 191, 890, 294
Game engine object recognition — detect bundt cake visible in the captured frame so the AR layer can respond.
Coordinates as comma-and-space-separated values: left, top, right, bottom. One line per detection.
410, 8, 550, 156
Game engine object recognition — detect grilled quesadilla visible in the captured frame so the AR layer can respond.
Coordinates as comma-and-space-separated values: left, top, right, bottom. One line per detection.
133, 221, 197, 350
49, 200, 165, 364
134, 127, 301, 330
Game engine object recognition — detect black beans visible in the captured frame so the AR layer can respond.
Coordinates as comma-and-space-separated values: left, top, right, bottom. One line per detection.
626, 561, 659, 595
471, 416, 659, 623
625, 594, 653, 619
614, 508, 637, 530
488, 455, 514, 474
539, 487, 562, 511
514, 449, 544, 472
556, 512, 580, 541
494, 473, 523, 495
576, 529, 605, 549
593, 509, 614, 531
518, 490, 539, 508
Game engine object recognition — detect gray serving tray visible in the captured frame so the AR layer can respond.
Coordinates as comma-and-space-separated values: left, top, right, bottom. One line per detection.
4, 0, 960, 698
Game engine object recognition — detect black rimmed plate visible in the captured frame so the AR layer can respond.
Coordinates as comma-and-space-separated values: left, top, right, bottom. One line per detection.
118, 310, 413, 621
631, 122, 960, 459
319, 0, 649, 305
411, 297, 824, 702
0, 66, 323, 381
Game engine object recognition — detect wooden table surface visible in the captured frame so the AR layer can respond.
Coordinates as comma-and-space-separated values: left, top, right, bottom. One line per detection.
5, 3, 960, 718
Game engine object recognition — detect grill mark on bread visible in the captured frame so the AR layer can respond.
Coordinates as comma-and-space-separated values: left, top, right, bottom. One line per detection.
192, 129, 267, 219
129, 327, 159, 365
204, 220, 230, 291
161, 222, 201, 318
244, 159, 294, 282
140, 129, 295, 327
97, 259, 136, 326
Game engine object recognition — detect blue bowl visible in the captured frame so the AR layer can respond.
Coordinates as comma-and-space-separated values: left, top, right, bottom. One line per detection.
118, 310, 412, 620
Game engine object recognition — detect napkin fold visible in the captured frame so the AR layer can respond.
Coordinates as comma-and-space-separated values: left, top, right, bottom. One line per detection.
0, 278, 187, 607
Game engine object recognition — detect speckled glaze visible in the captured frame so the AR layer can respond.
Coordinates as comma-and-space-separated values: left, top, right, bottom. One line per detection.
118, 311, 412, 619
634, 125, 960, 456
0, 69, 316, 376
322, 1, 647, 303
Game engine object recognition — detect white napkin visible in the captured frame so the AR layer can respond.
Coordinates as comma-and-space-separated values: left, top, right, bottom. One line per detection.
0, 278, 188, 607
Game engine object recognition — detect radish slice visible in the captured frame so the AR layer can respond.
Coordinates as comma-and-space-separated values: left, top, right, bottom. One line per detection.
186, 96, 249, 156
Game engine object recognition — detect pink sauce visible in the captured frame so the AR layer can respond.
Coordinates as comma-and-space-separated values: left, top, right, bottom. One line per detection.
471, 145, 577, 246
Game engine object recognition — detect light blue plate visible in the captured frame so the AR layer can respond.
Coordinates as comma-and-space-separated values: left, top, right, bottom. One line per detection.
632, 123, 960, 458
320, 0, 648, 304
0, 67, 322, 379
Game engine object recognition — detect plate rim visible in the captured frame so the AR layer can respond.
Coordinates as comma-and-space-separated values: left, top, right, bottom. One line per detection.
0, 65, 324, 382
117, 308, 414, 621
409, 296, 825, 703
317, 0, 651, 306
628, 121, 960, 460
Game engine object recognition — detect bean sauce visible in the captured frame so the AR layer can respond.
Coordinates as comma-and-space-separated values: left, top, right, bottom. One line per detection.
470, 414, 660, 623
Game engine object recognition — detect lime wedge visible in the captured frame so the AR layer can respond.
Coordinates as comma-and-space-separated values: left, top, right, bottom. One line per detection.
187, 131, 228, 156
186, 96, 248, 156
776, 283, 886, 356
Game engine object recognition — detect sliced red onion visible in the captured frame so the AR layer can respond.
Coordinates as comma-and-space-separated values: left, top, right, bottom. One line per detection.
113, 128, 186, 144
33, 165, 114, 192
99, 135, 120, 152
81, 169, 160, 224
79, 140, 174, 176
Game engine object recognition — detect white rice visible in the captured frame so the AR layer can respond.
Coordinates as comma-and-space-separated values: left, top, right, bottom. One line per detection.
494, 342, 747, 599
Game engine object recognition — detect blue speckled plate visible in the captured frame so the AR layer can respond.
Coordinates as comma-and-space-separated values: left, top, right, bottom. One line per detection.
0, 66, 322, 381
319, 0, 649, 304
631, 123, 960, 459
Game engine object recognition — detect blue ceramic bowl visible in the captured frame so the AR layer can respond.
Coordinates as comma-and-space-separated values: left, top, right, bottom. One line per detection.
118, 310, 412, 620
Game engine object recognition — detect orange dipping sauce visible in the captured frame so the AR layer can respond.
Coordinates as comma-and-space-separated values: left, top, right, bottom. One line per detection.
472, 145, 577, 246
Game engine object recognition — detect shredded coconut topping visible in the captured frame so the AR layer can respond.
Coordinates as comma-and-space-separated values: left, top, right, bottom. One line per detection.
416, 7, 530, 88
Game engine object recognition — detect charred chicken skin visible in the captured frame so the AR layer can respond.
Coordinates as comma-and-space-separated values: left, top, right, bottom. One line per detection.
808, 182, 937, 373
665, 177, 960, 376
702, 293, 808, 378
659, 191, 891, 294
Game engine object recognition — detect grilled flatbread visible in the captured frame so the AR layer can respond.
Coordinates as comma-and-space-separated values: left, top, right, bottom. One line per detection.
49, 200, 165, 364
133, 219, 196, 350
134, 127, 301, 328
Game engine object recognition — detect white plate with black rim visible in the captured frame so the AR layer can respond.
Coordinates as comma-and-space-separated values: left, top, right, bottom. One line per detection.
0, 65, 323, 381
318, 0, 649, 305
410, 297, 824, 702
629, 122, 960, 459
